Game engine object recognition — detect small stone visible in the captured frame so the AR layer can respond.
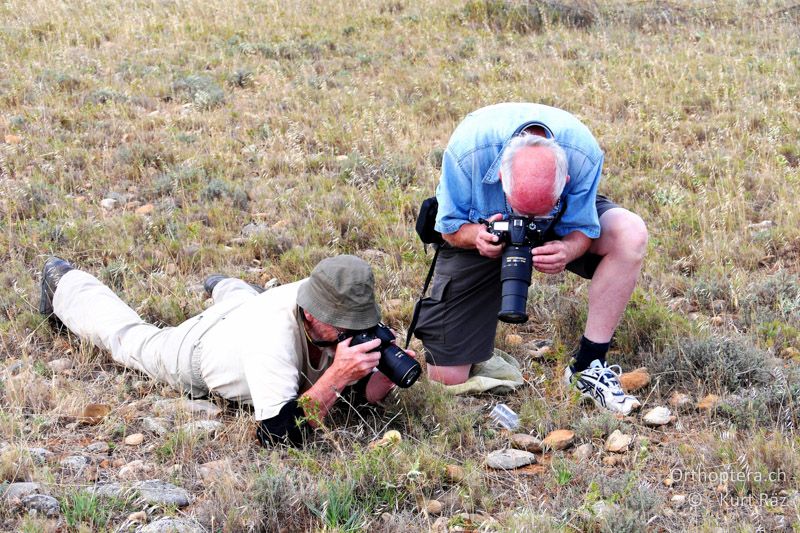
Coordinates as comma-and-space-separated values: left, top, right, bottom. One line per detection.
573, 443, 594, 461
2, 482, 42, 501
424, 499, 443, 515
486, 449, 537, 470
135, 479, 191, 507
619, 368, 650, 392
780, 347, 800, 360
153, 399, 222, 418
671, 494, 687, 507
79, 403, 111, 425
710, 316, 724, 326
605, 430, 633, 453
135, 203, 154, 216
21, 494, 60, 517
432, 516, 449, 532
141, 417, 170, 436
643, 406, 673, 426
119, 459, 155, 480
382, 430, 402, 444
505, 334, 523, 347
100, 198, 118, 210
140, 517, 201, 533
697, 394, 720, 411
669, 392, 694, 410
92, 482, 125, 499
60, 455, 90, 472
747, 220, 774, 230
445, 464, 465, 483
124, 433, 145, 446
542, 429, 575, 451
602, 455, 621, 466
128, 510, 147, 522
198, 459, 230, 481
531, 345, 552, 358
4, 134, 22, 144
663, 477, 674, 487
510, 434, 542, 453
87, 442, 109, 454
179, 420, 223, 439
46, 358, 74, 372
26, 447, 53, 464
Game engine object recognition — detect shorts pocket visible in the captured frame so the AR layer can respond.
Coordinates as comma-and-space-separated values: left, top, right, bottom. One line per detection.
415, 273, 451, 343
428, 273, 451, 302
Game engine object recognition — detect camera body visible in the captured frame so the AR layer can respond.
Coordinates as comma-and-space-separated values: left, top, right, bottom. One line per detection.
483, 215, 554, 324
341, 323, 421, 388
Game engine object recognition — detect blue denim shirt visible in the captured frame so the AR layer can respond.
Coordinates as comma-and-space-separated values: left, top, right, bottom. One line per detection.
435, 103, 604, 239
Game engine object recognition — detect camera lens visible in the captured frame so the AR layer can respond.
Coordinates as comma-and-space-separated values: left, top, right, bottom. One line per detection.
378, 344, 422, 388
498, 245, 532, 323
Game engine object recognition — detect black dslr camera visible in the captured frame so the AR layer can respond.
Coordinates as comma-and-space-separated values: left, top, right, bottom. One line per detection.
339, 323, 422, 388
480, 215, 555, 324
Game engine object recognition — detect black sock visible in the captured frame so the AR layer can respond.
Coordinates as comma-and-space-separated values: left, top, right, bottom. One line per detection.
570, 336, 610, 373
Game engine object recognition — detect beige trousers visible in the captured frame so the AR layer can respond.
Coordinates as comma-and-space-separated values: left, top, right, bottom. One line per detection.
53, 270, 259, 397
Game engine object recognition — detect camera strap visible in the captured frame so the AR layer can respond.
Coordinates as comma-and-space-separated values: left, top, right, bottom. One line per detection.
404, 243, 440, 349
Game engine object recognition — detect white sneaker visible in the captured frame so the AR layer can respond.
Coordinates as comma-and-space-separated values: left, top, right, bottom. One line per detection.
563, 359, 641, 415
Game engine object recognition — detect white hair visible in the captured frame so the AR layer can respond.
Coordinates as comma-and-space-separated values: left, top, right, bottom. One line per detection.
500, 134, 568, 203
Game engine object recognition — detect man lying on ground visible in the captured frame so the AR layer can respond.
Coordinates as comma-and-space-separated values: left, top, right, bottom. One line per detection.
38, 254, 401, 446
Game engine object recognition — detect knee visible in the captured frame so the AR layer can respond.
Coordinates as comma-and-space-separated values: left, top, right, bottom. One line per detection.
427, 363, 471, 385
606, 212, 649, 262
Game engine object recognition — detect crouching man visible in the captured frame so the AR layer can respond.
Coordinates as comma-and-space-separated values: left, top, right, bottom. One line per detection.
38, 254, 400, 446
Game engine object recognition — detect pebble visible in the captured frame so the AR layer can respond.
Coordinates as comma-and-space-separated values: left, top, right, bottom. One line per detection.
619, 368, 650, 392
153, 399, 222, 418
605, 430, 633, 453
128, 510, 147, 522
135, 203, 155, 216
21, 494, 60, 517
643, 406, 674, 426
26, 447, 53, 464
573, 443, 594, 461
92, 482, 125, 499
505, 334, 523, 347
2, 482, 42, 501
445, 464, 465, 483
669, 392, 694, 410
602, 455, 622, 466
179, 420, 223, 439
142, 417, 170, 436
671, 494, 687, 507
140, 517, 202, 533
542, 429, 575, 451
86, 441, 109, 454
80, 403, 111, 425
486, 449, 537, 470
119, 459, 155, 480
135, 479, 191, 507
124, 433, 145, 446
697, 394, 720, 411
198, 459, 230, 481
510, 433, 542, 453
100, 198, 118, 210
46, 358, 74, 372
60, 455, 90, 472
424, 499, 443, 515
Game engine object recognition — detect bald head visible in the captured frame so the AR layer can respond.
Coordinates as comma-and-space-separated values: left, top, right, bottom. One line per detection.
499, 134, 568, 216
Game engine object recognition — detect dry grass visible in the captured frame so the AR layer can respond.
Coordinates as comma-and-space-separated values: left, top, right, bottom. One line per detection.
1, 0, 800, 530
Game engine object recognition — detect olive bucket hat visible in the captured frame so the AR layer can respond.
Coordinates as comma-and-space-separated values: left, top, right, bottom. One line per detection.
296, 255, 381, 330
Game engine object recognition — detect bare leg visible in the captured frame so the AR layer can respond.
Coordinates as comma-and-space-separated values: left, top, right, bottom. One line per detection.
427, 363, 471, 385
584, 208, 648, 343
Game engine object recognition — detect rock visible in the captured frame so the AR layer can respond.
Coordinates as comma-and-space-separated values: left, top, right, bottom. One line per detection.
26, 447, 53, 464
119, 460, 155, 480
671, 494, 687, 508
542, 429, 575, 451
124, 433, 145, 446
747, 220, 774, 231
128, 510, 147, 522
486, 449, 537, 470
663, 477, 674, 487
142, 417, 170, 436
602, 455, 621, 466
432, 516, 449, 532
100, 198, 118, 210
93, 482, 125, 499
669, 392, 693, 410
2, 482, 42, 501
370, 430, 402, 449
60, 455, 90, 472
79, 403, 111, 425
153, 399, 222, 419
697, 394, 720, 411
21, 494, 60, 517
510, 434, 542, 453
140, 517, 202, 533
46, 358, 73, 372
135, 480, 191, 507
643, 406, 673, 426
240, 222, 270, 239
710, 316, 724, 326
505, 334, 523, 347
445, 464, 465, 483
531, 345, 552, 358
619, 368, 650, 392
605, 430, 633, 453
198, 459, 230, 481
573, 443, 594, 461
424, 499, 443, 515
135, 203, 155, 216
781, 347, 800, 360
179, 420, 223, 439
86, 441, 109, 454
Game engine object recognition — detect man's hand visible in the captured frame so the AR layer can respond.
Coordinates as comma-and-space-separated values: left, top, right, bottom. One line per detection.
474, 214, 504, 258
532, 240, 571, 274
329, 337, 382, 385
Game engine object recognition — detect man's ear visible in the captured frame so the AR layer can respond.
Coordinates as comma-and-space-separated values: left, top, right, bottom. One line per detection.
565, 174, 570, 184
498, 170, 503, 182
303, 309, 314, 323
